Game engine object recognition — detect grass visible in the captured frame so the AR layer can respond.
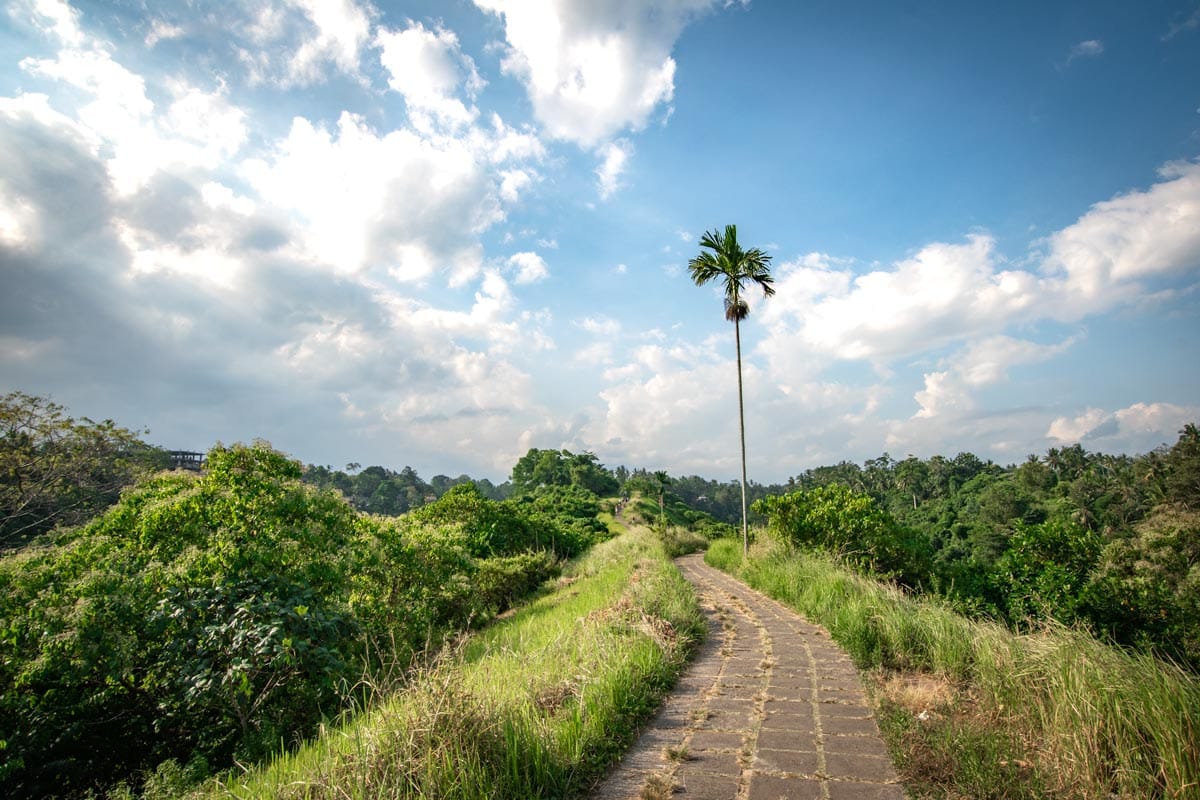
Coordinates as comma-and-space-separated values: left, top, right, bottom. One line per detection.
706, 538, 1200, 799
179, 527, 703, 800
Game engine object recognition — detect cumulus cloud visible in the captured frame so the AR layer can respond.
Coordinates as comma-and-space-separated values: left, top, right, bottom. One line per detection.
756, 161, 1200, 371
912, 335, 1077, 419
239, 0, 374, 87
1048, 403, 1200, 451
1042, 160, 1200, 313
376, 20, 484, 130
473, 0, 720, 146
576, 315, 621, 337
505, 251, 550, 284
14, 0, 85, 47
243, 111, 524, 283
760, 235, 1017, 362
0, 0, 575, 480
587, 161, 1200, 475
20, 19, 248, 194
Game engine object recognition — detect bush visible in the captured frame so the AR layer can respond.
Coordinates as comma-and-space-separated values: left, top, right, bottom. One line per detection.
754, 485, 933, 586
0, 442, 575, 799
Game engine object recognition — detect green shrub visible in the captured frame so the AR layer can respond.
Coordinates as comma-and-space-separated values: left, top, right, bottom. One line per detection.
0, 442, 576, 799
753, 485, 933, 586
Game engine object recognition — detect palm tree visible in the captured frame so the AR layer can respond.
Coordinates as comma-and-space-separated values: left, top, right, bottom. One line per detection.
688, 224, 774, 556
653, 470, 671, 525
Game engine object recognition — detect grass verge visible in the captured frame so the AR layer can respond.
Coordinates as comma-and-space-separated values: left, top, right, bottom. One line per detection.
705, 538, 1200, 799
182, 527, 703, 800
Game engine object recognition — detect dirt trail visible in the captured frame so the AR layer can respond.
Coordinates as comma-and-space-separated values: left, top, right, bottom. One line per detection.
589, 553, 905, 800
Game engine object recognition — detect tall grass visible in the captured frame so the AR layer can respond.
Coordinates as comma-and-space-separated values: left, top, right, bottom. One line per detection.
183, 528, 703, 800
706, 538, 1200, 799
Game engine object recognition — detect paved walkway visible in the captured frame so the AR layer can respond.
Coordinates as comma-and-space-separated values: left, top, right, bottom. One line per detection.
589, 553, 905, 800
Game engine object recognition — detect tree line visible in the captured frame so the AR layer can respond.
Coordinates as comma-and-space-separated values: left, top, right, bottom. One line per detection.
752, 426, 1200, 671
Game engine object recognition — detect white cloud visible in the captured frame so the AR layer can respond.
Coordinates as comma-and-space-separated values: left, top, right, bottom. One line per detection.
1042, 160, 1200, 314
1163, 8, 1200, 40
473, 0, 719, 147
574, 340, 614, 366
1048, 402, 1200, 451
16, 0, 84, 46
912, 335, 1076, 419
376, 20, 484, 130
20, 19, 251, 194
505, 250, 549, 284
472, 113, 547, 164
0, 189, 37, 247
163, 85, 247, 162
1067, 39, 1104, 63
498, 168, 533, 202
238, 0, 374, 87
595, 138, 631, 199
757, 162, 1200, 369
145, 19, 184, 47
117, 219, 243, 290
243, 111, 505, 281
761, 235, 1012, 362
576, 315, 620, 337
285, 0, 374, 85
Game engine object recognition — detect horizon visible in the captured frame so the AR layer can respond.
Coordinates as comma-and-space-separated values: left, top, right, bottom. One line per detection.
2, 0, 1198, 484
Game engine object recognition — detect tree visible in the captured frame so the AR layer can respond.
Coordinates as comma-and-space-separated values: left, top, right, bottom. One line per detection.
688, 224, 775, 555
653, 470, 671, 524
1, 391, 167, 548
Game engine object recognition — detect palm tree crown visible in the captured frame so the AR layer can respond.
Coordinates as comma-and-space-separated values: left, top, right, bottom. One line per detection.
688, 224, 774, 556
688, 225, 775, 314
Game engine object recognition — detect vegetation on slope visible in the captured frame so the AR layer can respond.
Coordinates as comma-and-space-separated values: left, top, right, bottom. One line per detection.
750, 425, 1200, 671
185, 526, 703, 800
707, 538, 1200, 798
0, 442, 601, 799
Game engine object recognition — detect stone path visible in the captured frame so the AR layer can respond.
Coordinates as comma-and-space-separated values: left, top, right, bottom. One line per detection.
589, 553, 905, 800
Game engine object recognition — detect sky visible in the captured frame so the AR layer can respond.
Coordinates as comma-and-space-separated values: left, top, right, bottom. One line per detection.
1, 0, 1199, 483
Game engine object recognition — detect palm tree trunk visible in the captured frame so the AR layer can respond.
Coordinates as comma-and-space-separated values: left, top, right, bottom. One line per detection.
735, 317, 749, 557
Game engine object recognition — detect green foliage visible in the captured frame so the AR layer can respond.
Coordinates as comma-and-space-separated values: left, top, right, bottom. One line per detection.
747, 424, 1200, 670
509, 448, 619, 497
0, 391, 168, 548
0, 442, 575, 799
405, 483, 593, 559
1084, 504, 1200, 666
993, 519, 1101, 625
655, 525, 709, 557
302, 463, 510, 516
191, 528, 703, 800
517, 483, 609, 550
754, 485, 933, 586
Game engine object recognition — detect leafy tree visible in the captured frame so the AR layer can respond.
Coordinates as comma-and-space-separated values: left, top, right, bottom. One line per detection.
509, 448, 618, 498
688, 224, 775, 556
755, 485, 932, 586
993, 518, 1102, 625
1163, 423, 1200, 508
0, 391, 168, 548
1084, 504, 1200, 665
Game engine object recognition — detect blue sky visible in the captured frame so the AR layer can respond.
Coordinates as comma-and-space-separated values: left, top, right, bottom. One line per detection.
1, 0, 1198, 482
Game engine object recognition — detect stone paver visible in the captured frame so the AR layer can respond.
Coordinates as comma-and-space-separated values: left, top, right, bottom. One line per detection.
588, 553, 904, 800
